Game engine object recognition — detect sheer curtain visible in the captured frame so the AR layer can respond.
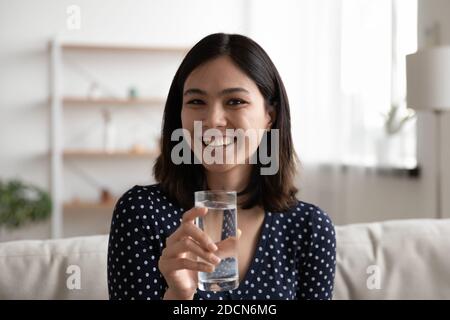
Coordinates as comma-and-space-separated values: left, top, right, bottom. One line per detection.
249, 0, 417, 224
294, 0, 417, 166
295, 0, 418, 224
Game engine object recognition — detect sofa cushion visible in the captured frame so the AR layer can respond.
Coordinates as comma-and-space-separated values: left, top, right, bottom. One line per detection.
334, 218, 450, 299
0, 235, 109, 299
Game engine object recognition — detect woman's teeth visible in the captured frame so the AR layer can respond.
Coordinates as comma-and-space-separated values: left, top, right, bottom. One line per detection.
202, 136, 234, 147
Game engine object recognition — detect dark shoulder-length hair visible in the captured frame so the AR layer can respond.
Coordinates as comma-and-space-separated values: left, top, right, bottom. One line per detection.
154, 32, 299, 211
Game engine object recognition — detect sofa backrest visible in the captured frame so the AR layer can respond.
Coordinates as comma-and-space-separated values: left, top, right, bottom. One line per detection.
335, 218, 450, 299
1, 219, 450, 299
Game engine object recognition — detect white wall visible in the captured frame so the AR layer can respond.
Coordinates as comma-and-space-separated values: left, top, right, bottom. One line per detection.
418, 0, 450, 48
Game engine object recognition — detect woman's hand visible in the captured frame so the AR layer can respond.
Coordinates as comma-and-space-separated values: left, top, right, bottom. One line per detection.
215, 230, 241, 260
159, 207, 222, 300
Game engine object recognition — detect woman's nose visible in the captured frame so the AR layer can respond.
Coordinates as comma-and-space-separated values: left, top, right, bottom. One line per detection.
204, 103, 227, 128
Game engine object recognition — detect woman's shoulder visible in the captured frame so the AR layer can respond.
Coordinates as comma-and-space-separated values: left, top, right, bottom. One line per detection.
116, 183, 175, 206
113, 183, 185, 223
273, 200, 335, 235
276, 199, 331, 219
119, 183, 164, 198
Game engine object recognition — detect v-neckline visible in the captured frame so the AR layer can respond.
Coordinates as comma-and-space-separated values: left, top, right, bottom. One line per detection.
235, 208, 272, 291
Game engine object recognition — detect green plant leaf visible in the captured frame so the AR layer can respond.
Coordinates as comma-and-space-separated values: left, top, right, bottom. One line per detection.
0, 179, 51, 229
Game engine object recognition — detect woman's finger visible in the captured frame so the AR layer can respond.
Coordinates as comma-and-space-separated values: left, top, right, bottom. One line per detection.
215, 228, 242, 259
164, 257, 215, 273
162, 236, 221, 265
166, 207, 210, 246
168, 222, 217, 252
182, 206, 208, 224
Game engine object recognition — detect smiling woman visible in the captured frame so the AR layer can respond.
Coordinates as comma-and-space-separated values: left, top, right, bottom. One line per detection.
180, 56, 279, 177
107, 33, 336, 300
155, 33, 298, 211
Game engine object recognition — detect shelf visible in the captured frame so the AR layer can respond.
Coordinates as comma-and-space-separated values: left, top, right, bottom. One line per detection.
52, 42, 190, 54
49, 38, 178, 238
63, 200, 118, 210
61, 97, 165, 106
62, 149, 160, 158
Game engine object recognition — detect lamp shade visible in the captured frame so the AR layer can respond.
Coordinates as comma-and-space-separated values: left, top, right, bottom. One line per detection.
406, 46, 450, 111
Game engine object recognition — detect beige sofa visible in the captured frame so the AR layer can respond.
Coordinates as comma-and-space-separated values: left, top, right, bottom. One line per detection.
1, 218, 450, 300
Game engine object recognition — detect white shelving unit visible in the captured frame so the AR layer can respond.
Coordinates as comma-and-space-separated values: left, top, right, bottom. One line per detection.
48, 38, 189, 238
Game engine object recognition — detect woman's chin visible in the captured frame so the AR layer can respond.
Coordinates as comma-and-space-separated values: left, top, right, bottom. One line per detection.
202, 162, 237, 173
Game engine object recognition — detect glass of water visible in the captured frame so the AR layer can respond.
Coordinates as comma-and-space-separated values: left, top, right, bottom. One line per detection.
194, 190, 239, 292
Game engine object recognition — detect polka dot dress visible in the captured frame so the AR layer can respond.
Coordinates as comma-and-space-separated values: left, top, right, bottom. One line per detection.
107, 184, 337, 300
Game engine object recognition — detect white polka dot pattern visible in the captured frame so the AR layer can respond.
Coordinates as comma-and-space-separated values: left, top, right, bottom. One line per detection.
107, 184, 337, 300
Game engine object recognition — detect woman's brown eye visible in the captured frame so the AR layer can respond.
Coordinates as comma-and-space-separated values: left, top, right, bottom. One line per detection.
228, 99, 246, 106
187, 99, 204, 105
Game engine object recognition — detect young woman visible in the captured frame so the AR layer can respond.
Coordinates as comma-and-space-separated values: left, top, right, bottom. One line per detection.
107, 33, 336, 300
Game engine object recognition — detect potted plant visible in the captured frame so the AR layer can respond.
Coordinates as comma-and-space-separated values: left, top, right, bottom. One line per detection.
377, 102, 416, 167
0, 179, 51, 230
382, 102, 416, 135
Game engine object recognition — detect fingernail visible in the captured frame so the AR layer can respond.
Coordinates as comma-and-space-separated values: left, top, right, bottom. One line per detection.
211, 255, 221, 264
208, 242, 218, 251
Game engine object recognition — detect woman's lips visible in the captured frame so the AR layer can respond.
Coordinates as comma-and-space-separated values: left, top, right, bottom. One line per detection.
202, 135, 236, 147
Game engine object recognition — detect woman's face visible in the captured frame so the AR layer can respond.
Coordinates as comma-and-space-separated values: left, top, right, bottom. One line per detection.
181, 55, 275, 174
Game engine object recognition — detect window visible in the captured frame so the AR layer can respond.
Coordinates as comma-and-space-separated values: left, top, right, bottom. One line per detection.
292, 0, 418, 169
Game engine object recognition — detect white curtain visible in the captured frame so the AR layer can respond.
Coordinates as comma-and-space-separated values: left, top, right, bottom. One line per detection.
296, 0, 417, 224
293, 0, 417, 166
249, 0, 417, 224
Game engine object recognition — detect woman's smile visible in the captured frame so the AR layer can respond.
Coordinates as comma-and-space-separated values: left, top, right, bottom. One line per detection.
201, 135, 236, 148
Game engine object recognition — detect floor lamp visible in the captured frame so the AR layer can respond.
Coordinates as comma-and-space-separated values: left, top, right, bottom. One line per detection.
406, 46, 450, 219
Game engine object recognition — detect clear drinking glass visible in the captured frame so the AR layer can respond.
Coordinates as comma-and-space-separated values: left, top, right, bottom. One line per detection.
194, 190, 239, 292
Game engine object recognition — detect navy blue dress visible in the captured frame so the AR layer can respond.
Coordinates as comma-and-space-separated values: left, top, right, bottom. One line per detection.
107, 184, 336, 300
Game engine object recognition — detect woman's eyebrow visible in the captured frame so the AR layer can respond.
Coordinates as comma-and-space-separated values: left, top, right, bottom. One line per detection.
183, 87, 250, 96
183, 88, 206, 96
220, 87, 250, 95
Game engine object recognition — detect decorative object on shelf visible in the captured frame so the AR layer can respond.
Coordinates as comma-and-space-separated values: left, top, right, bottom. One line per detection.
407, 46, 450, 219
131, 125, 154, 153
102, 108, 116, 153
128, 86, 139, 99
0, 179, 51, 229
100, 188, 114, 204
87, 81, 103, 100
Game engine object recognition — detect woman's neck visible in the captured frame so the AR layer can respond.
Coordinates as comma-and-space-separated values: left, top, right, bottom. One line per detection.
205, 164, 252, 193
205, 164, 262, 212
